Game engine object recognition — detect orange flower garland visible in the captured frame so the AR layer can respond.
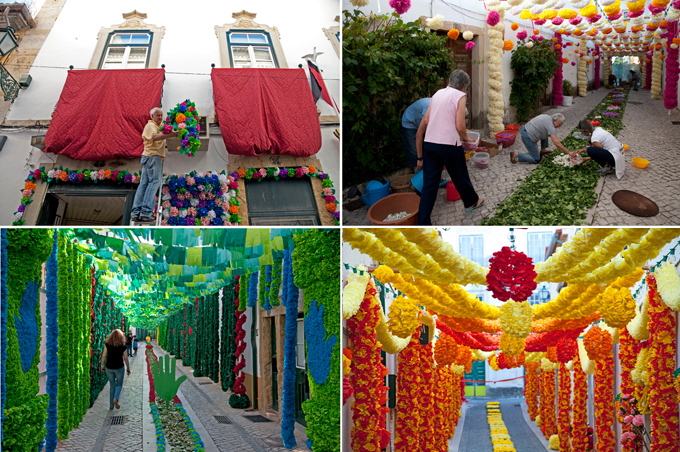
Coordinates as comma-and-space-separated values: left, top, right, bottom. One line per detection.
347, 287, 390, 452
594, 356, 616, 451
647, 275, 679, 452
451, 369, 463, 435
583, 326, 613, 361
434, 334, 458, 367
546, 346, 559, 363
572, 353, 589, 452
558, 364, 572, 452
674, 369, 680, 405
454, 345, 473, 374
541, 364, 557, 439
525, 362, 540, 420
618, 327, 640, 452
395, 333, 421, 452
419, 341, 436, 452
438, 316, 501, 333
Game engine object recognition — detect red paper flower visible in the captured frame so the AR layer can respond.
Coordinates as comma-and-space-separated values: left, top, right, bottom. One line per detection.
486, 246, 537, 302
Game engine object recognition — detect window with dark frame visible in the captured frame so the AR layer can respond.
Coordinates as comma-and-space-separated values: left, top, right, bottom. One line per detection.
99, 32, 152, 69
227, 31, 278, 68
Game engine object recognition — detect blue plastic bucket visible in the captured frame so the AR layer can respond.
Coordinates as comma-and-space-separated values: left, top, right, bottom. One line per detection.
410, 170, 448, 194
361, 180, 391, 208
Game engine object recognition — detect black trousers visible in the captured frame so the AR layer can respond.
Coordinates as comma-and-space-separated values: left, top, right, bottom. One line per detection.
587, 146, 615, 168
418, 141, 479, 225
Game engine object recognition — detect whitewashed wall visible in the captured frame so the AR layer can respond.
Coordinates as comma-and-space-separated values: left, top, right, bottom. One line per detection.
0, 0, 340, 225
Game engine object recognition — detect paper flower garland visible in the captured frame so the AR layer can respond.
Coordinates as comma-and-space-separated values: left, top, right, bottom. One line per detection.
500, 333, 526, 356
161, 100, 201, 157
553, 33, 564, 105
487, 6, 505, 135
557, 364, 572, 452
499, 300, 533, 338
652, 36, 663, 99
486, 247, 537, 302
578, 39, 588, 96
655, 261, 680, 311
583, 326, 613, 361
571, 352, 590, 450
556, 337, 577, 363
524, 362, 540, 420
540, 361, 557, 439
395, 333, 421, 452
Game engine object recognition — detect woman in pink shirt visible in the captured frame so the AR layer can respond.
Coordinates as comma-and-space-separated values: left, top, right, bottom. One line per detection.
415, 70, 483, 225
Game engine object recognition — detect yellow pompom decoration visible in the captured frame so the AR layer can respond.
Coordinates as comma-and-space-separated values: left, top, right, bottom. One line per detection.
579, 2, 598, 18
600, 287, 637, 328
631, 347, 650, 386
499, 301, 533, 338
549, 434, 560, 450
540, 9, 559, 20
654, 261, 680, 311
500, 332, 526, 357
626, 0, 646, 12
627, 293, 651, 340
558, 9, 578, 19
386, 295, 421, 338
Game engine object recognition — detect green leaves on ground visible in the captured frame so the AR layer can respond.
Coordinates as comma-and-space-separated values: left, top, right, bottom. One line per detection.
483, 88, 630, 225
343, 10, 455, 186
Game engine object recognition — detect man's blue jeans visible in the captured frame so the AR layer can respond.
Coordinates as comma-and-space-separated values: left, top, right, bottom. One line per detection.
400, 126, 418, 167
106, 367, 125, 408
132, 155, 163, 217
519, 126, 549, 164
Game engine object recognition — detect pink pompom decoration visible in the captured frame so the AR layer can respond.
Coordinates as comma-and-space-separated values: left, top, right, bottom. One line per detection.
534, 19, 546, 26
22, 189, 31, 197
570, 17, 583, 25
466, 41, 476, 51
517, 30, 528, 40
162, 201, 171, 209
388, 0, 411, 15
608, 12, 622, 20
588, 14, 602, 22
487, 11, 500, 26
178, 123, 186, 130
552, 17, 564, 26
531, 35, 538, 41
538, 35, 545, 41
571, 61, 576, 66
132, 175, 140, 184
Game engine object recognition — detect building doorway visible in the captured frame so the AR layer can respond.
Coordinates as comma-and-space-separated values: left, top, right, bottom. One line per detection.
245, 177, 320, 225
437, 31, 476, 129
37, 185, 136, 225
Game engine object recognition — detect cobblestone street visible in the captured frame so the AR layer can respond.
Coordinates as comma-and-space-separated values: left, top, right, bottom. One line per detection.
53, 342, 309, 452
343, 87, 680, 226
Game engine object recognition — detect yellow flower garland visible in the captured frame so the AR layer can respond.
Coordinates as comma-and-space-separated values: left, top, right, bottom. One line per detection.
654, 262, 680, 311
386, 295, 421, 339
500, 333, 526, 357
536, 228, 615, 282
398, 228, 489, 285
499, 301, 533, 338
627, 293, 651, 340
533, 284, 604, 319
342, 270, 370, 320
632, 347, 650, 386
600, 286, 637, 328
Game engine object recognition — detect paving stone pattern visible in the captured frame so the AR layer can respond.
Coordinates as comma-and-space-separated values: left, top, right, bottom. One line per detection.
56, 349, 145, 452
344, 87, 680, 226
54, 343, 310, 452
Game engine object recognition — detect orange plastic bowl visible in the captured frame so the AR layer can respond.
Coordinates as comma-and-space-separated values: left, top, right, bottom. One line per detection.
506, 124, 520, 131
632, 158, 649, 168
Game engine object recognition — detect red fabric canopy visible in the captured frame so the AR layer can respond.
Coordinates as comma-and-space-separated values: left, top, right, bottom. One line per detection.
211, 68, 322, 157
44, 69, 165, 160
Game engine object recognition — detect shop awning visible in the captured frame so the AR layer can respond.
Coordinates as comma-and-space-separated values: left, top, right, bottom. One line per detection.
44, 69, 165, 160
211, 68, 322, 157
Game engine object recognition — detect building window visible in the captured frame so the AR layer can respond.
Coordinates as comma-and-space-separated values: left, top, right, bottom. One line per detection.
296, 318, 306, 369
459, 235, 484, 266
216, 11, 289, 69
89, 11, 165, 70
100, 32, 152, 69
227, 31, 278, 68
527, 232, 553, 264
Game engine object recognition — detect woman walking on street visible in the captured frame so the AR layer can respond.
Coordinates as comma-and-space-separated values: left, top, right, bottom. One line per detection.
101, 329, 131, 410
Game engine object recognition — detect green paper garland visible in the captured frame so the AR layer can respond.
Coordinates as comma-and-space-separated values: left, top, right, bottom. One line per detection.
270, 261, 282, 307
292, 229, 341, 452
220, 282, 237, 392
258, 266, 267, 308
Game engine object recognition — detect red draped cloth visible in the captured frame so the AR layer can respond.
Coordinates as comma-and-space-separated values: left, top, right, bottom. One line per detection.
211, 68, 322, 157
44, 69, 165, 160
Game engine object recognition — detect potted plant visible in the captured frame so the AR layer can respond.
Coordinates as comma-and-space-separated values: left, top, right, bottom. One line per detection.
562, 80, 574, 106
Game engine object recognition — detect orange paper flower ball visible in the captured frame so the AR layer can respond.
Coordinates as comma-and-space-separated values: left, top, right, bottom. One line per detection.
327, 202, 337, 212
228, 205, 239, 214
584, 326, 613, 361
660, 55, 666, 60
503, 40, 514, 51
563, 57, 570, 63
645, 58, 651, 63
673, 38, 680, 45
24, 181, 37, 191
656, 44, 663, 50
448, 29, 460, 40
511, 23, 519, 31
176, 113, 186, 123
533, 29, 540, 36
308, 165, 317, 174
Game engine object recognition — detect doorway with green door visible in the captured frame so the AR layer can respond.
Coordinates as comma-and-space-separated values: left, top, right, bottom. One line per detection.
465, 360, 486, 396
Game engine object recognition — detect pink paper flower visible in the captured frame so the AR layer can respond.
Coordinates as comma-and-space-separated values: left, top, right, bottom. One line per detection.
132, 175, 140, 184
622, 432, 631, 441
177, 193, 186, 201
169, 207, 179, 217
487, 10, 500, 26
186, 177, 195, 186
228, 182, 238, 190
22, 189, 32, 197
323, 188, 334, 196
632, 415, 644, 426
201, 217, 211, 226
221, 184, 228, 193
162, 186, 170, 195
162, 201, 171, 209
98, 169, 106, 180
624, 415, 634, 424
228, 175, 235, 183
517, 30, 528, 40
54, 169, 62, 179
259, 168, 267, 178
302, 167, 310, 175
199, 192, 207, 200
161, 219, 168, 225
466, 41, 476, 51
207, 192, 215, 200
76, 173, 85, 182
389, 0, 411, 15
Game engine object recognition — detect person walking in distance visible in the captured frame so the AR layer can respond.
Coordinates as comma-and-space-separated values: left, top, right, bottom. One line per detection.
100, 329, 131, 410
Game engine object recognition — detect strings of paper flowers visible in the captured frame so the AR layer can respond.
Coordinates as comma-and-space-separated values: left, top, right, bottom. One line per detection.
394, 333, 421, 452
161, 100, 201, 157
557, 363, 572, 452
572, 352, 590, 450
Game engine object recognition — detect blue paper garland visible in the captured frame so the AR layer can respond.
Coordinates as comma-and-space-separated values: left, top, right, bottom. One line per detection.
281, 248, 299, 449
304, 300, 337, 386
45, 230, 59, 452
16, 279, 40, 372
1, 229, 8, 444
248, 271, 258, 308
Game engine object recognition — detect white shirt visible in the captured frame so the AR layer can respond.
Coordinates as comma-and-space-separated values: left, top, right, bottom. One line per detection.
591, 127, 624, 179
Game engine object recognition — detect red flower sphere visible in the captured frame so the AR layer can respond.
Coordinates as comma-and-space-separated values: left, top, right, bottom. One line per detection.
486, 246, 538, 301
556, 337, 578, 363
